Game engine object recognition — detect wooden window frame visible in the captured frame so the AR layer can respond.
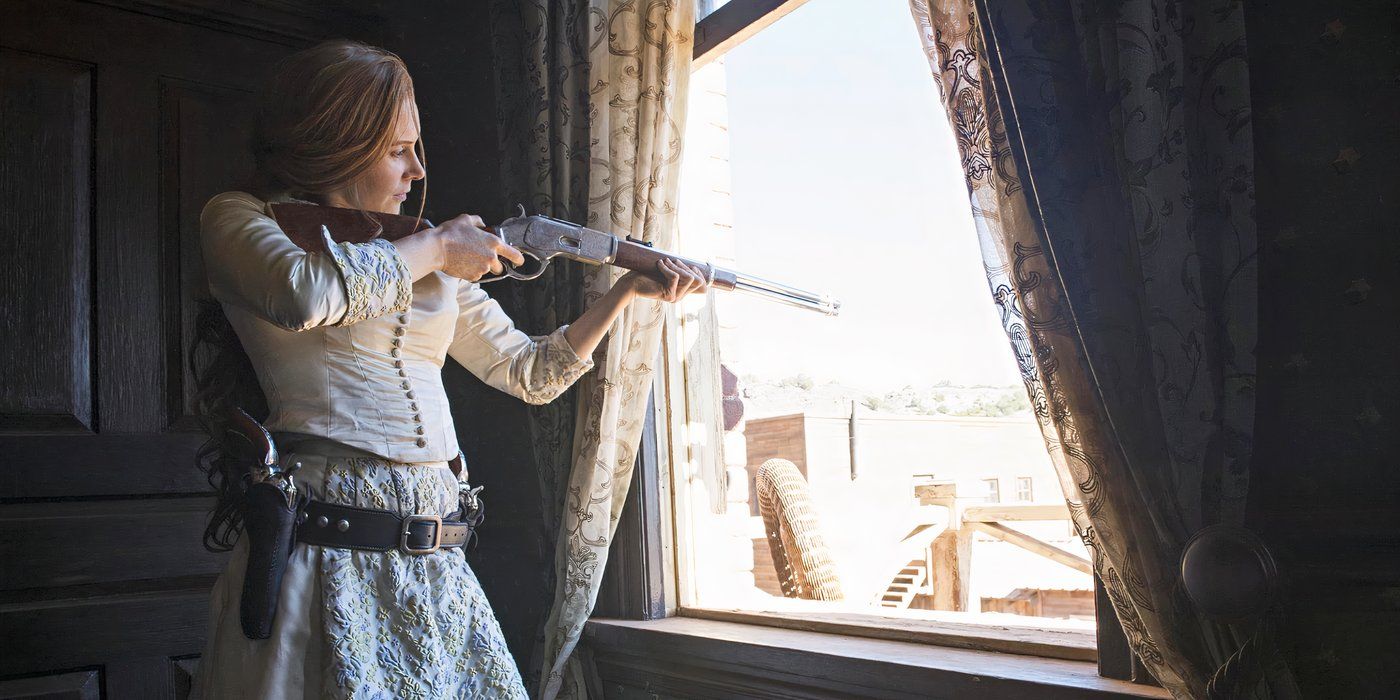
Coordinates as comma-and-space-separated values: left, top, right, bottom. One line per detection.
594, 0, 1158, 689
1016, 476, 1034, 502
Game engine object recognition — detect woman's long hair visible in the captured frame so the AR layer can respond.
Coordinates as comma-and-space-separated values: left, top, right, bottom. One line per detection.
191, 39, 428, 552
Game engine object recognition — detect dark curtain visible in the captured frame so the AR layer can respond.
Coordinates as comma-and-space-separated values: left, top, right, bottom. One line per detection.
908, 0, 1298, 696
488, 1, 594, 693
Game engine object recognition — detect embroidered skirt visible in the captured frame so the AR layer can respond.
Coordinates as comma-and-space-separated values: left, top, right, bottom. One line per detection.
190, 449, 529, 699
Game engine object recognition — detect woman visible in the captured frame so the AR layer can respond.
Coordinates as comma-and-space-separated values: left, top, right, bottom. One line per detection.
188, 40, 706, 699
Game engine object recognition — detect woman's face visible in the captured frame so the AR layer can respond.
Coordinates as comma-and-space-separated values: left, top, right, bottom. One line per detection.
327, 98, 425, 214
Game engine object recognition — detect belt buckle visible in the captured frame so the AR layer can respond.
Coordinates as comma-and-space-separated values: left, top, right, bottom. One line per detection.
400, 514, 443, 554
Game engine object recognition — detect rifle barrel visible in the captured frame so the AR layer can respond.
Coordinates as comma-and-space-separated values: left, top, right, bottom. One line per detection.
725, 268, 841, 316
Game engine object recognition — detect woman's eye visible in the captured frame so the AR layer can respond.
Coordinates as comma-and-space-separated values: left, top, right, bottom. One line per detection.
393, 149, 406, 157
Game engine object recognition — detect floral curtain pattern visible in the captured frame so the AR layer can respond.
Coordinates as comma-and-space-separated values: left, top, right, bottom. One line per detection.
491, 2, 693, 698
907, 0, 1283, 696
489, 3, 596, 694
539, 3, 692, 696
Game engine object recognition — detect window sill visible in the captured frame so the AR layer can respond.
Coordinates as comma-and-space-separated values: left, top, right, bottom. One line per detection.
583, 616, 1170, 699
680, 603, 1097, 662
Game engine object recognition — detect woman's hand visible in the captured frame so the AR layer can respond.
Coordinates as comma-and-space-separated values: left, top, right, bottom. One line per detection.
620, 258, 711, 303
560, 258, 711, 360
430, 213, 526, 282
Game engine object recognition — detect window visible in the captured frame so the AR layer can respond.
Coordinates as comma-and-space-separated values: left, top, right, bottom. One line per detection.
1016, 477, 1033, 502
653, 0, 1096, 661
984, 478, 1001, 503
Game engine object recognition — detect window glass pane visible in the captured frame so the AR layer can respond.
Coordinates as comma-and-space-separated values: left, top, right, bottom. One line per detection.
1016, 477, 1034, 502
672, 0, 1093, 639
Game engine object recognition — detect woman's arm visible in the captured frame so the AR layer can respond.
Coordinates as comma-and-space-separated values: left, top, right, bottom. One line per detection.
444, 258, 707, 405
561, 258, 711, 358
200, 192, 412, 331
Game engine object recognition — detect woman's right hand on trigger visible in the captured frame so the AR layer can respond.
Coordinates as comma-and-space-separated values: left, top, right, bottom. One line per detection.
433, 213, 526, 282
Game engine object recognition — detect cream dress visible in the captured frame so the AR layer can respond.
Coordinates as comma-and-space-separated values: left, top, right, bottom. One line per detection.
189, 191, 594, 699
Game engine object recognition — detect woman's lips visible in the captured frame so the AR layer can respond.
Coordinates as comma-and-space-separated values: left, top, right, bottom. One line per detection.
393, 193, 407, 201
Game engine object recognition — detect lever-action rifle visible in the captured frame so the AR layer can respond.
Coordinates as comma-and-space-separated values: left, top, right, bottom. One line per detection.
267, 202, 841, 316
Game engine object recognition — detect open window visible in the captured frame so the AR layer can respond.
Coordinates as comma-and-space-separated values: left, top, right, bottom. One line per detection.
597, 0, 1158, 690
653, 0, 1101, 660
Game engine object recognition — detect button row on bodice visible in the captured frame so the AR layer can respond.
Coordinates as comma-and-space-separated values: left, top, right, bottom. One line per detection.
392, 310, 428, 448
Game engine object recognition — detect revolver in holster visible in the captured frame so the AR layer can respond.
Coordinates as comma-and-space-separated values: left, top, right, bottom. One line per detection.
226, 408, 306, 641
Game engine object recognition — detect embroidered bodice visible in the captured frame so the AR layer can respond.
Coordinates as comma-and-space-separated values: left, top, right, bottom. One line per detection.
199, 190, 593, 463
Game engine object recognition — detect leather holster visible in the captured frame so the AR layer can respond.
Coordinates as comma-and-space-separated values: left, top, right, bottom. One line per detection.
226, 408, 303, 640
239, 479, 309, 639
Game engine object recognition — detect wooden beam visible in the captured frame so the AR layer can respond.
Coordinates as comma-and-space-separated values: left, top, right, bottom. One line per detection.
966, 522, 1092, 575
961, 503, 1072, 522
913, 481, 959, 505
928, 529, 972, 611
693, 0, 812, 70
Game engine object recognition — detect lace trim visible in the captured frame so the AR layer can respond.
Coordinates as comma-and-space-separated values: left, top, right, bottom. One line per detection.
322, 226, 413, 326
521, 326, 595, 404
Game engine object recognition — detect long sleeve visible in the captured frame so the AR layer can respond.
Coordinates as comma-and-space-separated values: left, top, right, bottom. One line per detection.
446, 279, 595, 405
199, 191, 412, 331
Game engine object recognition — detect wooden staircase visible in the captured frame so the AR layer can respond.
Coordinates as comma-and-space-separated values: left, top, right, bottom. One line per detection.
878, 558, 929, 609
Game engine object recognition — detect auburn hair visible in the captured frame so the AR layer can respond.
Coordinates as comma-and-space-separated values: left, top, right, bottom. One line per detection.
192, 39, 426, 551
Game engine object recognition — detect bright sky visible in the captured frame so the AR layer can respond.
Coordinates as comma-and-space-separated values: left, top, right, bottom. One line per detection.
692, 0, 1022, 391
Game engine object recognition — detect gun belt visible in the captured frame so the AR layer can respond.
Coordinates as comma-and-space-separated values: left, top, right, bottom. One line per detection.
295, 498, 477, 555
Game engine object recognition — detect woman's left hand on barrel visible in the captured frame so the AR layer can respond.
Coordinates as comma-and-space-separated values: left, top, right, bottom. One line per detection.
621, 258, 710, 303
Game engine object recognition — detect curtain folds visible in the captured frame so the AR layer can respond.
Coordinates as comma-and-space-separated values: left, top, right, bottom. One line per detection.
491, 2, 693, 699
906, 0, 1285, 696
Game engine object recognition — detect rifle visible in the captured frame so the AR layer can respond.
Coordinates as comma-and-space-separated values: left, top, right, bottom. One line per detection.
267, 202, 841, 316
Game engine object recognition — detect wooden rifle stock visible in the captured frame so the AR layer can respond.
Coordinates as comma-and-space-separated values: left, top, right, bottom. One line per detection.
266, 201, 838, 315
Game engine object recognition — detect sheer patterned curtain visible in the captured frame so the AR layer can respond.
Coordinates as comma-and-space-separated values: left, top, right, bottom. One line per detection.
490, 2, 693, 699
906, 0, 1293, 697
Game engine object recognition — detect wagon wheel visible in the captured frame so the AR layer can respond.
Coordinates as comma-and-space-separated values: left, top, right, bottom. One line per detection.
754, 458, 843, 600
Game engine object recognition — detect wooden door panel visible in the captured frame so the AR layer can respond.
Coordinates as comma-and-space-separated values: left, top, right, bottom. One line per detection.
0, 433, 210, 499
158, 78, 257, 430
0, 670, 101, 699
0, 48, 94, 434
1, 590, 209, 676
0, 1, 386, 695
0, 499, 224, 591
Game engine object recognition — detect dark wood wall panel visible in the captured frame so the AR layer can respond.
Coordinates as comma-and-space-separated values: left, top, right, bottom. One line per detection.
0, 433, 209, 499
159, 78, 256, 428
0, 499, 224, 591
93, 61, 164, 433
0, 0, 392, 695
0, 669, 101, 699
0, 49, 94, 434
0, 590, 209, 676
